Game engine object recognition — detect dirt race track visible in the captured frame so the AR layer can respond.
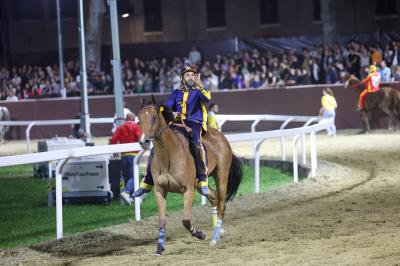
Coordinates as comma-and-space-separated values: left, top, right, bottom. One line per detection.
1, 130, 400, 265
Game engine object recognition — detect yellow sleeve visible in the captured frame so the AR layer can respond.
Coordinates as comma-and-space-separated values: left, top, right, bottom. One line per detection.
198, 86, 211, 100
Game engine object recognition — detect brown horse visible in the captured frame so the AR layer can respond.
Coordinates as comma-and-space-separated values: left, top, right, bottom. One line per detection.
138, 104, 243, 255
345, 75, 400, 132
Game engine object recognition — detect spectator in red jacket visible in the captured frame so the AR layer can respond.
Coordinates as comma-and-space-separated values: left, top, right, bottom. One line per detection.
111, 112, 142, 205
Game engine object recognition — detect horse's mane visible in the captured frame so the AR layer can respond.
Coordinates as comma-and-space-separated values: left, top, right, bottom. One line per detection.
159, 104, 175, 124
141, 104, 175, 124
344, 74, 365, 91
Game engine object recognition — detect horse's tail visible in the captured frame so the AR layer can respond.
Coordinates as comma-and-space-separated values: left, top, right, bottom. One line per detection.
226, 153, 243, 202
3, 107, 10, 132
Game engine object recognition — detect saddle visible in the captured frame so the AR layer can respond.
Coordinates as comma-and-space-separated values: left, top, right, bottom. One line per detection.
160, 105, 209, 171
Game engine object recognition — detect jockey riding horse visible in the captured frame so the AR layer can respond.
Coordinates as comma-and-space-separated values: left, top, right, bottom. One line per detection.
133, 66, 211, 197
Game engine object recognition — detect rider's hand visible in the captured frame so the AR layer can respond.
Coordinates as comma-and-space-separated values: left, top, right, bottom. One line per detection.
194, 74, 203, 88
173, 112, 179, 119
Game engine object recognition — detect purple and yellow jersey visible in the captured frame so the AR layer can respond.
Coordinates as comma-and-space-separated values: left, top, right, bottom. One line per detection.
166, 85, 211, 131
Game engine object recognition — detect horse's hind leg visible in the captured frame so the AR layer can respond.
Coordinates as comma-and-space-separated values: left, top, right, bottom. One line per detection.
154, 186, 168, 256
196, 184, 218, 227
182, 189, 206, 240
206, 188, 218, 228
379, 105, 396, 130
361, 112, 370, 133
210, 167, 229, 246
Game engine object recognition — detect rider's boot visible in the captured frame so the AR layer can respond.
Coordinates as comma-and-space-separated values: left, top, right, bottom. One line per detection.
132, 174, 153, 197
190, 142, 209, 196
132, 150, 154, 197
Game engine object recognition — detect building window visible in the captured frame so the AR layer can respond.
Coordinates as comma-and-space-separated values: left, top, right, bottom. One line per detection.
259, 0, 279, 24
376, 0, 397, 16
143, 0, 163, 32
48, 0, 78, 19
13, 0, 43, 21
206, 0, 226, 28
313, 0, 321, 21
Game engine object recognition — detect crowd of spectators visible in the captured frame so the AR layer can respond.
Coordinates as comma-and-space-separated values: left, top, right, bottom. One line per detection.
2, 40, 400, 101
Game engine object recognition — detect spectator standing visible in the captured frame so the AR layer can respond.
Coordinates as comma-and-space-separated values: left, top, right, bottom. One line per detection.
188, 46, 202, 65
379, 61, 391, 82
112, 105, 132, 134
348, 49, 361, 77
359, 46, 371, 74
231, 72, 245, 89
393, 66, 400, 81
250, 73, 264, 88
371, 45, 382, 65
219, 72, 232, 90
207, 103, 219, 130
111, 112, 142, 205
390, 44, 400, 70
326, 64, 339, 84
5, 90, 18, 101
319, 88, 337, 137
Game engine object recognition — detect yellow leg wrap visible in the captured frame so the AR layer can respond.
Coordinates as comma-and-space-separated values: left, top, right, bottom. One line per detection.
212, 207, 218, 228
140, 180, 153, 190
198, 180, 208, 188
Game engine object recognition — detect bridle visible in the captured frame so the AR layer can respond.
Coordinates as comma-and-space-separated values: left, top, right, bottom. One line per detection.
139, 105, 170, 143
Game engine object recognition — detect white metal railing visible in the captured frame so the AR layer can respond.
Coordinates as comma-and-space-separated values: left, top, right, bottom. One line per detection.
0, 118, 115, 153
0, 115, 333, 240
0, 114, 314, 156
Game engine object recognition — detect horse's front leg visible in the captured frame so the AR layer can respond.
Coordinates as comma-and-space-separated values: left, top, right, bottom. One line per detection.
154, 186, 168, 256
182, 189, 206, 240
361, 111, 370, 133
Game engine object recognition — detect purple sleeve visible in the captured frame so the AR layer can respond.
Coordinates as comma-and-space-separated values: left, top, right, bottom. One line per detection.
166, 90, 176, 110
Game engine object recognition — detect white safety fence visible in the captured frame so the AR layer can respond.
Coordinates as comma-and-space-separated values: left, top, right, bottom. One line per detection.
0, 118, 114, 153
0, 114, 315, 156
0, 115, 333, 240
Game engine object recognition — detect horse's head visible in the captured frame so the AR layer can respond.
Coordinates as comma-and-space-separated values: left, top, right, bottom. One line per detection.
138, 104, 174, 148
344, 74, 363, 91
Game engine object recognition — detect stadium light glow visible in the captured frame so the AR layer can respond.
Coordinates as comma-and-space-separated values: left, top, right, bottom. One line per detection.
121, 13, 130, 18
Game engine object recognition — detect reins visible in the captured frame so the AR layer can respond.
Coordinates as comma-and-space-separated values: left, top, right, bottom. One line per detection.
140, 105, 192, 141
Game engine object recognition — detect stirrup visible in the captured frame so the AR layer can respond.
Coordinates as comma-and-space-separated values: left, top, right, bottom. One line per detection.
132, 188, 150, 197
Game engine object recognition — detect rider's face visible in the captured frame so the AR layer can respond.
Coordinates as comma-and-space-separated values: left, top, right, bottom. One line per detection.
183, 72, 196, 87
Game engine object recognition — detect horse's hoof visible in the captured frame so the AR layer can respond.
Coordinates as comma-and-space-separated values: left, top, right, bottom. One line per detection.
192, 230, 206, 240
209, 240, 218, 246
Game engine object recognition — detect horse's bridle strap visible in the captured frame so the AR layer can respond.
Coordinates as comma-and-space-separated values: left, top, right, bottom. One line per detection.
154, 122, 172, 139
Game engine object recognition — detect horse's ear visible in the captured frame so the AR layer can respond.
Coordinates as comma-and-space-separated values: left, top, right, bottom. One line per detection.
139, 97, 145, 108
151, 94, 157, 105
